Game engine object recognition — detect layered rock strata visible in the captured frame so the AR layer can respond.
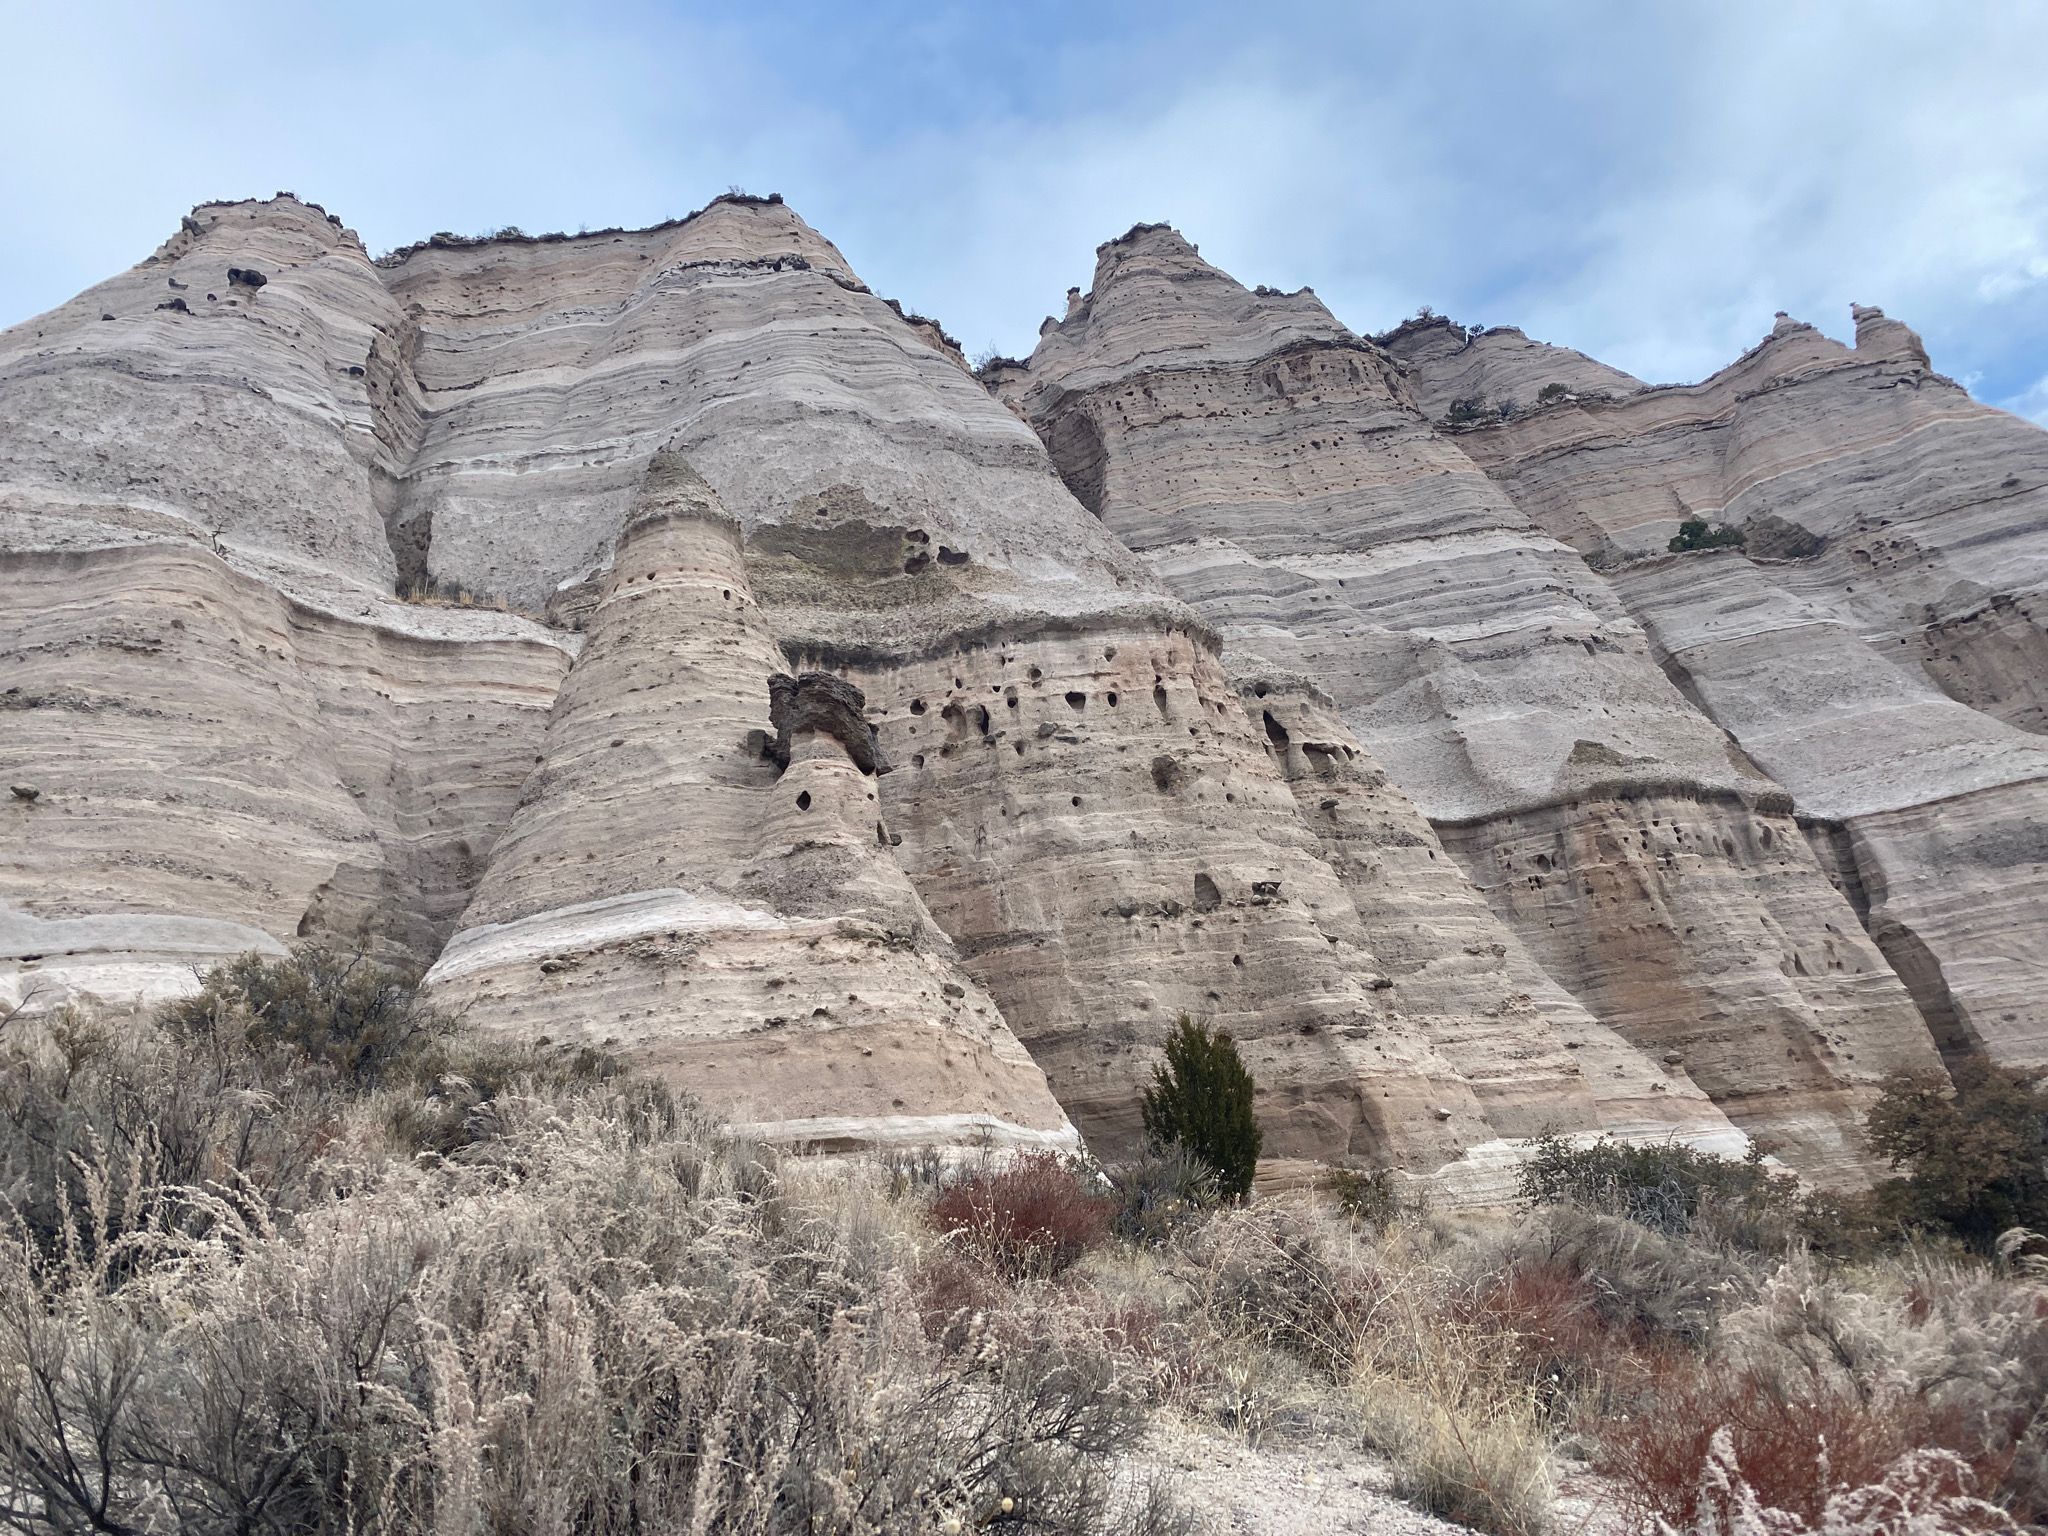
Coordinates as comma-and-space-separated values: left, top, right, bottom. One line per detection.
1373, 314, 1644, 422
12, 188, 2036, 1186
2, 192, 1732, 1187
420, 451, 1075, 1152
0, 542, 566, 1004
1389, 310, 2048, 1067
998, 226, 1946, 1178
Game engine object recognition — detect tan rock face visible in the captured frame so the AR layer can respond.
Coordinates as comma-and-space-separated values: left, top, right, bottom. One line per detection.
1372, 315, 1645, 422
0, 542, 565, 1003
1243, 678, 1736, 1160
1393, 308, 2048, 1069
829, 619, 1498, 1179
1001, 225, 1945, 1182
420, 451, 1075, 1153
5, 190, 2037, 1189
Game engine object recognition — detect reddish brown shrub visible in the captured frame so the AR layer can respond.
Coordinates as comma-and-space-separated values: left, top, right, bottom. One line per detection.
1465, 1256, 1652, 1418
912, 1248, 1003, 1349
928, 1152, 1115, 1281
1595, 1360, 2013, 1529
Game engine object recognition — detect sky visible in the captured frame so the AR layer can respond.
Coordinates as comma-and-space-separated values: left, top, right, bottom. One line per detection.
3, 1, 2045, 422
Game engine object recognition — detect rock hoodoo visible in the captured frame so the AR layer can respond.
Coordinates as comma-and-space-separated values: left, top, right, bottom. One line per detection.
3, 191, 2041, 1194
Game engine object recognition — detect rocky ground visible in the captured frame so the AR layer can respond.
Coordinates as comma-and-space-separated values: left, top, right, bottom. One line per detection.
1130, 1419, 1631, 1536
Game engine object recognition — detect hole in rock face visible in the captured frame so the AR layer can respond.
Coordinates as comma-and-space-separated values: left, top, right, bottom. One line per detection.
1071, 795, 1083, 807
876, 821, 888, 846
1106, 691, 1119, 707
1534, 853, 1552, 872
1030, 667, 1044, 682
936, 546, 969, 566
903, 553, 931, 575
912, 754, 925, 768
1151, 755, 1184, 792
1263, 711, 1290, 746
1193, 873, 1222, 912
1066, 691, 1086, 710
909, 699, 926, 715
1153, 686, 1169, 717
796, 791, 812, 811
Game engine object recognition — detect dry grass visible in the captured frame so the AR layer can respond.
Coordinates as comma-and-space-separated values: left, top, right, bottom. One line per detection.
0, 985, 1195, 1535
6, 950, 2044, 1535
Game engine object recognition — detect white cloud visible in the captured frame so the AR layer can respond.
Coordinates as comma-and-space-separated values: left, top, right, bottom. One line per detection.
4, 2, 2046, 409
2000, 374, 2048, 428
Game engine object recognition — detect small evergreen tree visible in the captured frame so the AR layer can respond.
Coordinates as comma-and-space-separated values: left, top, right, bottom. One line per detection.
1140, 1016, 1263, 1201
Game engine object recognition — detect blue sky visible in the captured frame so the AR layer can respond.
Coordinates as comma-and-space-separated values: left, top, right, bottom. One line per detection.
4, 1, 2045, 420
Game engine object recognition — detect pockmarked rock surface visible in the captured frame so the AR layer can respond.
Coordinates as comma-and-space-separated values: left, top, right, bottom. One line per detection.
997, 226, 1984, 1181
3, 190, 2039, 1189
419, 451, 1076, 1153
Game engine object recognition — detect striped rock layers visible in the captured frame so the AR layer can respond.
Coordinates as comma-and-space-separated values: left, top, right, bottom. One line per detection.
420, 452, 1076, 1152
2, 192, 1730, 1188
996, 226, 1950, 1181
11, 189, 2038, 1189
1386, 309, 2048, 1070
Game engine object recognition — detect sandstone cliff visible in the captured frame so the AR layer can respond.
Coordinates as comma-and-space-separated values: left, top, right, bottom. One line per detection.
4, 191, 2036, 1192
997, 227, 1962, 1181
1383, 307, 2048, 1070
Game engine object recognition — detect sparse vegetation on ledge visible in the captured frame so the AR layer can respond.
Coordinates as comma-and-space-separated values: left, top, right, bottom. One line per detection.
1668, 517, 1748, 553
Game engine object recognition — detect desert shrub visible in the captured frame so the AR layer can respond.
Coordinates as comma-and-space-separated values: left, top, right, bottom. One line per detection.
877, 1142, 948, 1198
0, 1004, 350, 1270
1669, 1430, 2009, 1536
1447, 395, 1489, 425
1462, 1253, 1652, 1424
1735, 1247, 2048, 1522
1336, 1231, 1554, 1535
1366, 1377, 1552, 1536
1668, 518, 1747, 553
1537, 381, 1569, 404
1328, 1164, 1428, 1232
387, 1030, 666, 1157
1184, 1198, 1380, 1375
1106, 1142, 1220, 1244
160, 944, 453, 1089
1598, 1245, 2048, 1528
1865, 1062, 2048, 1253
0, 952, 662, 1277
0, 1101, 1165, 1535
1488, 1205, 1744, 1348
1140, 1017, 1262, 1202
928, 1150, 1115, 1280
1596, 1363, 2004, 1530
1517, 1133, 1798, 1241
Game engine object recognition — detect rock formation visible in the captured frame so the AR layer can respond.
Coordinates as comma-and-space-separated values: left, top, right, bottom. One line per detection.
420, 450, 1075, 1152
995, 226, 1961, 1181
1382, 307, 2048, 1069
3, 190, 2040, 1192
